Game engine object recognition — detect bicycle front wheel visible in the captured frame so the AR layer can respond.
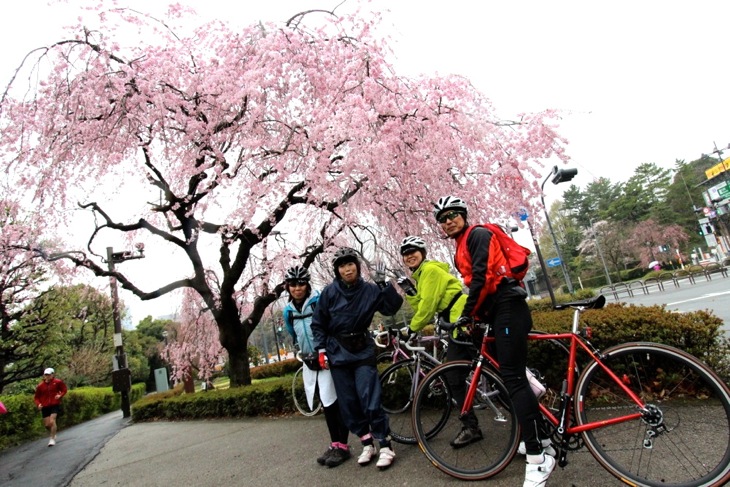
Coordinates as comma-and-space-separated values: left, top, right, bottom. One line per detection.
292, 366, 322, 417
412, 361, 519, 480
576, 342, 730, 487
381, 359, 434, 444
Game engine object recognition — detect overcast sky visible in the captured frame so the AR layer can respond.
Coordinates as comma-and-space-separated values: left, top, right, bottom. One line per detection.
2, 0, 729, 323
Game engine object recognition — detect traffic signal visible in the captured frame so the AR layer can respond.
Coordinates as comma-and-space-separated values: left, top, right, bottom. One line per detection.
705, 224, 713, 235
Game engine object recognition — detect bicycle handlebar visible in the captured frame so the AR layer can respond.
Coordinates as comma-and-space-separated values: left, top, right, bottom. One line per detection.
373, 328, 427, 352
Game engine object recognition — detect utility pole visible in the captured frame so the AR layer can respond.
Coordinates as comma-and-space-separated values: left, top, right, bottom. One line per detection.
106, 244, 145, 418
526, 219, 557, 308
541, 166, 577, 295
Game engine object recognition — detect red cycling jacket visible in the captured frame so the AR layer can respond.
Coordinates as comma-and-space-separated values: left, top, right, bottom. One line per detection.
34, 378, 68, 408
454, 225, 511, 320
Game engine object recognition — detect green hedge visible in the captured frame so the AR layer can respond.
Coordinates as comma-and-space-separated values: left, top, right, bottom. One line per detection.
132, 376, 298, 421
532, 303, 730, 383
0, 383, 145, 451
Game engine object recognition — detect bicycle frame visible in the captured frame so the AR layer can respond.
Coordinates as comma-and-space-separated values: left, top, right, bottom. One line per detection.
461, 299, 646, 440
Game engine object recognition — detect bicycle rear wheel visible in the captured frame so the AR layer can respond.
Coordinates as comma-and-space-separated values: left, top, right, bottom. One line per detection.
380, 359, 434, 444
576, 342, 730, 487
292, 366, 322, 416
412, 361, 519, 480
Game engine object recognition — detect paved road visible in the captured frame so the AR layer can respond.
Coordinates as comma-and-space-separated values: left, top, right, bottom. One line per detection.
610, 275, 730, 334
0, 412, 621, 487
69, 416, 621, 487
0, 411, 130, 487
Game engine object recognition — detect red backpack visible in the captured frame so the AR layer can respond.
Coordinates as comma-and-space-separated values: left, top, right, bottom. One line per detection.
482, 223, 531, 281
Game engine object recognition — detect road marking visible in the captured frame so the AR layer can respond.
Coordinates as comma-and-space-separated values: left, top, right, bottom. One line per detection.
667, 290, 730, 306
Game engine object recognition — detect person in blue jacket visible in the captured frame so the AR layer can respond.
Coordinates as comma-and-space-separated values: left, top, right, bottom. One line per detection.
282, 265, 350, 468
311, 247, 403, 470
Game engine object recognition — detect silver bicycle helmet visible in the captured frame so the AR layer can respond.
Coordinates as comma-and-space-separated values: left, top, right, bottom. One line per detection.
433, 196, 468, 219
332, 247, 361, 277
284, 265, 310, 282
400, 236, 427, 255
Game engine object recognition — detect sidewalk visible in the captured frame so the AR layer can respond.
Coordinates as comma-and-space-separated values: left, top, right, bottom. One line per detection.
67, 415, 621, 487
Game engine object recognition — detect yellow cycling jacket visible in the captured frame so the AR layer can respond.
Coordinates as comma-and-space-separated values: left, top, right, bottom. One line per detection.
406, 260, 467, 332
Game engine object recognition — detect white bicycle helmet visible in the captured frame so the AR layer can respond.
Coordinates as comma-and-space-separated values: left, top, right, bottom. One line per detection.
400, 236, 427, 255
285, 265, 310, 281
433, 196, 468, 219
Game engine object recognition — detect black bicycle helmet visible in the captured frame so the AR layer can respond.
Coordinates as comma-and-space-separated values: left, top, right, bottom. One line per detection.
332, 247, 361, 278
400, 236, 427, 256
433, 195, 468, 220
285, 265, 310, 282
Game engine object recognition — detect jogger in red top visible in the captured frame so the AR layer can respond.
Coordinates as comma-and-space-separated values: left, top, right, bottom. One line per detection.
34, 367, 67, 447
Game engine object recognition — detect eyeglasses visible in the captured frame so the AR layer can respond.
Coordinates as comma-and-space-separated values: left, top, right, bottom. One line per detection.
437, 211, 462, 224
401, 248, 420, 256
288, 280, 309, 287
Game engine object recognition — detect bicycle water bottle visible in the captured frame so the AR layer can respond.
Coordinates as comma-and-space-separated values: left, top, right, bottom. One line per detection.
526, 368, 546, 399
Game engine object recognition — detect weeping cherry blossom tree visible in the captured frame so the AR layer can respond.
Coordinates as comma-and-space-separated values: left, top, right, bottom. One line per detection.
0, 3, 568, 385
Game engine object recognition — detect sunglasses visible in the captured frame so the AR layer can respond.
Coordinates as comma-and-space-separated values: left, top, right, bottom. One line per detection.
437, 210, 462, 224
401, 248, 420, 256
288, 280, 309, 287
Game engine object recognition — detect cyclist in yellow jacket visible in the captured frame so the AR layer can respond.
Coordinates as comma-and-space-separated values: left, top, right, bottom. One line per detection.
395, 236, 481, 446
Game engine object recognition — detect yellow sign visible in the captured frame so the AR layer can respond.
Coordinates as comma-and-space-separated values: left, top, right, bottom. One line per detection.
705, 158, 730, 179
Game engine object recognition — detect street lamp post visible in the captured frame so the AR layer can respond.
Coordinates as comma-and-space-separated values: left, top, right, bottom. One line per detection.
106, 244, 145, 418
541, 166, 577, 295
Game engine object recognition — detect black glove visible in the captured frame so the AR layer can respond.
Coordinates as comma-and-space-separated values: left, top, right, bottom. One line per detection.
455, 315, 473, 329
400, 326, 417, 341
396, 276, 417, 296
371, 261, 388, 289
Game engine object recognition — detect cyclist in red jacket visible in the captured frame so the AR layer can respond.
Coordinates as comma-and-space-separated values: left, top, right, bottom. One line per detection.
34, 367, 67, 447
434, 196, 555, 487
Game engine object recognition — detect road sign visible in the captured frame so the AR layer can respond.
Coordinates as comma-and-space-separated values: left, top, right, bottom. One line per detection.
517, 207, 529, 221
546, 257, 561, 267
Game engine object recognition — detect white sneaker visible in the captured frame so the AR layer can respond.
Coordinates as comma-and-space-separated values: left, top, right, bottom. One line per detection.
48, 438, 56, 447
358, 445, 376, 465
376, 446, 395, 469
518, 440, 556, 457
524, 454, 556, 487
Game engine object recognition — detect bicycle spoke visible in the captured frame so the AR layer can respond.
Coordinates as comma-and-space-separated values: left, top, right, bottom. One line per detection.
412, 361, 518, 480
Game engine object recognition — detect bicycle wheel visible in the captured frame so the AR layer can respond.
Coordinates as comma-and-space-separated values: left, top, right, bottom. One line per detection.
412, 361, 519, 480
292, 366, 322, 417
380, 359, 434, 444
576, 342, 730, 487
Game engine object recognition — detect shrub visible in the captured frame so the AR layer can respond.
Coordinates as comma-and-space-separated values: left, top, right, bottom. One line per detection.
250, 358, 299, 380
132, 376, 297, 421
532, 303, 730, 383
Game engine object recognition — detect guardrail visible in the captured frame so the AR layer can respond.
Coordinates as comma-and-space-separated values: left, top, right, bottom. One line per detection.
600, 263, 727, 301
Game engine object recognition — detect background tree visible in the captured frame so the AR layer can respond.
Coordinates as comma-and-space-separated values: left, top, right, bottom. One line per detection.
26, 284, 116, 387
161, 288, 225, 385
0, 6, 566, 385
667, 159, 712, 247
627, 219, 690, 267
130, 316, 176, 392
0, 200, 55, 393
